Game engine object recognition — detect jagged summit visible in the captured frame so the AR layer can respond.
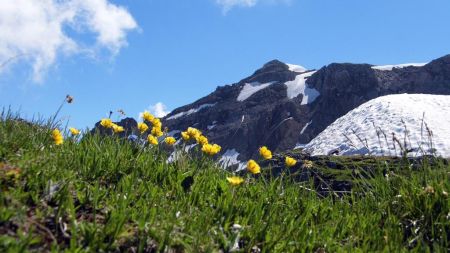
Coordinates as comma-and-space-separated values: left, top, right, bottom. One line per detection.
160, 54, 450, 167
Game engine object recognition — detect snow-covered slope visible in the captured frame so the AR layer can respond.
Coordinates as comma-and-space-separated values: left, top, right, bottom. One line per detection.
237, 81, 275, 101
284, 71, 319, 102
304, 94, 450, 157
371, 63, 427, 71
286, 63, 307, 73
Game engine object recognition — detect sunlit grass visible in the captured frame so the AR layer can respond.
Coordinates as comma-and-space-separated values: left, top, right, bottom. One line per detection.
0, 110, 449, 252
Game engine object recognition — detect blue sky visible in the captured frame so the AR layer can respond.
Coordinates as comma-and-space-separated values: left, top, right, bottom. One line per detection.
0, 0, 449, 129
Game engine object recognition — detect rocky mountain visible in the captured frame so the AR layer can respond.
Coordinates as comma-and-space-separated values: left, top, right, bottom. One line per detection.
161, 55, 450, 166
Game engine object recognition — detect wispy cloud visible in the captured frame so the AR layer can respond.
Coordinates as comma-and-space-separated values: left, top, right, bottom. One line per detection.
216, 0, 291, 14
0, 0, 138, 82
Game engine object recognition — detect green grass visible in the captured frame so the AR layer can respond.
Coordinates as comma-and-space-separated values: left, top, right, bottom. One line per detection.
0, 113, 449, 252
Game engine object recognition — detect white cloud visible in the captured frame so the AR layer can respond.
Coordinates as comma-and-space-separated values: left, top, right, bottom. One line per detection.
150, 102, 169, 118
216, 0, 291, 13
139, 102, 170, 119
0, 0, 138, 82
217, 0, 258, 13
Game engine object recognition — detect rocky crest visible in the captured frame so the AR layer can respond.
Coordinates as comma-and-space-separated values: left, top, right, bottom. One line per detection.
161, 55, 450, 166
91, 55, 450, 167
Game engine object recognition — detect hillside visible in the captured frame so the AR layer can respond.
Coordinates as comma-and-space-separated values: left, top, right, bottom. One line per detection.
1, 114, 449, 252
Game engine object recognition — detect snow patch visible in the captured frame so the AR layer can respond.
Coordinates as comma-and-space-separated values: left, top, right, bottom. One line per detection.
207, 121, 217, 130
285, 71, 320, 103
300, 121, 312, 135
305, 94, 450, 157
167, 144, 197, 163
286, 63, 307, 73
237, 82, 275, 101
219, 149, 246, 171
371, 63, 427, 71
167, 103, 216, 120
294, 143, 308, 150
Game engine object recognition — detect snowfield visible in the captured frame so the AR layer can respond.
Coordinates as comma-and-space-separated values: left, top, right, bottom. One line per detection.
237, 81, 275, 101
304, 94, 450, 157
371, 63, 427, 71
284, 71, 320, 103
286, 63, 307, 73
167, 103, 216, 120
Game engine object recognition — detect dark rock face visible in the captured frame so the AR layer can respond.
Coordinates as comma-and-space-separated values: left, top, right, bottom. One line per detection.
161, 54, 450, 163
91, 117, 138, 137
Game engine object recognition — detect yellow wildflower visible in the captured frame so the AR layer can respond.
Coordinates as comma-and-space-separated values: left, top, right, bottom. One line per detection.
52, 129, 64, 145
247, 159, 260, 174
259, 146, 272, 160
226, 176, 244, 186
100, 118, 113, 128
151, 127, 163, 137
69, 127, 80, 136
165, 137, 176, 146
112, 124, 125, 133
285, 156, 297, 167
181, 131, 190, 141
142, 111, 155, 122
202, 143, 221, 156
187, 127, 201, 138
147, 135, 158, 145
196, 135, 209, 146
138, 122, 149, 134
151, 118, 162, 128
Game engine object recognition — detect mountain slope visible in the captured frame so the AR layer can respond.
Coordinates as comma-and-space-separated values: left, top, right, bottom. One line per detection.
304, 94, 450, 157
161, 55, 450, 164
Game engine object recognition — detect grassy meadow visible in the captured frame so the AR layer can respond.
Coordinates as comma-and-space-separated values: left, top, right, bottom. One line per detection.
0, 110, 449, 252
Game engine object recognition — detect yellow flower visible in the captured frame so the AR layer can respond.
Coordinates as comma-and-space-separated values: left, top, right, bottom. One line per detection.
112, 124, 125, 133
181, 131, 190, 141
100, 118, 113, 128
151, 127, 163, 137
147, 135, 158, 145
142, 111, 155, 122
226, 176, 244, 186
52, 129, 64, 145
247, 159, 260, 174
165, 137, 176, 146
151, 118, 162, 128
137, 122, 149, 134
259, 146, 272, 160
196, 135, 209, 146
69, 127, 80, 136
285, 156, 297, 167
302, 160, 314, 169
187, 127, 201, 138
202, 143, 221, 156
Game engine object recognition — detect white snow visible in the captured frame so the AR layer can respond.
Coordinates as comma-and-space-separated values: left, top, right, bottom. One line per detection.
167, 144, 197, 163
286, 63, 308, 73
207, 121, 217, 130
300, 121, 312, 135
285, 71, 320, 103
305, 94, 450, 157
167, 103, 216, 120
294, 143, 308, 150
237, 82, 275, 101
219, 149, 246, 171
371, 63, 427, 71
